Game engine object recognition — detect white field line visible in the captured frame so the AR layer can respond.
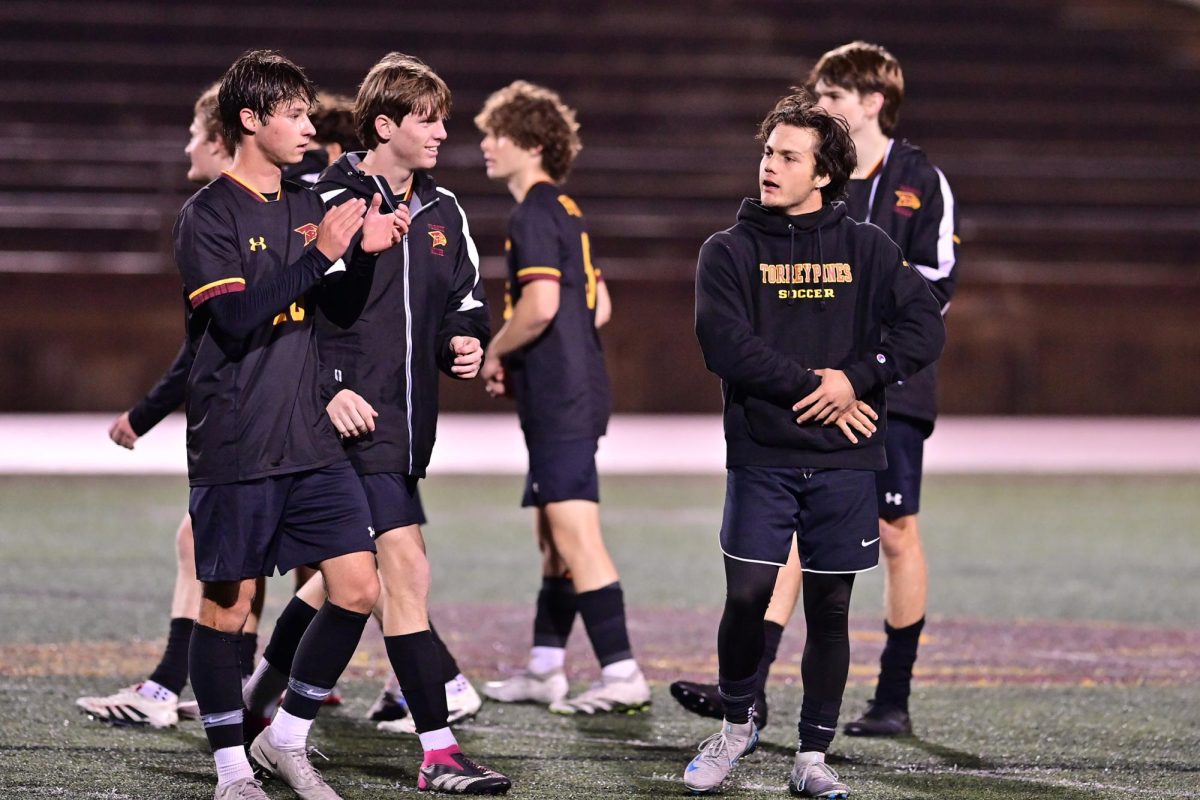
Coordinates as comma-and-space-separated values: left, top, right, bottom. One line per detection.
0, 414, 1197, 475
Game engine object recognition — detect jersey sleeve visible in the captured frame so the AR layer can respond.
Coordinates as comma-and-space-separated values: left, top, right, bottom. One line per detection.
509, 201, 563, 285
903, 166, 959, 311
175, 199, 245, 309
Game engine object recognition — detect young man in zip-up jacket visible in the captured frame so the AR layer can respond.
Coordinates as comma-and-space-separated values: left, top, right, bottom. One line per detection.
673, 42, 961, 742
682, 95, 943, 798
238, 53, 509, 796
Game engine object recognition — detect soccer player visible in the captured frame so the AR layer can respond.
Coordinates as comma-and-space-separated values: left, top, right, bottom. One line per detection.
475, 81, 647, 716
176, 50, 404, 800
241, 52, 510, 795
671, 42, 960, 740
681, 94, 944, 796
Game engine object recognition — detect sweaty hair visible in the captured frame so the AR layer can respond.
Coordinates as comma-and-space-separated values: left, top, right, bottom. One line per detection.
806, 41, 905, 136
312, 93, 361, 151
474, 80, 582, 183
217, 49, 317, 148
354, 52, 451, 150
193, 82, 233, 158
759, 91, 857, 204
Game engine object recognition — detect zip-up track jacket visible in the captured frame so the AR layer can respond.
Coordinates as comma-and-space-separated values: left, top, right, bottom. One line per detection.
695, 200, 945, 470
315, 154, 490, 477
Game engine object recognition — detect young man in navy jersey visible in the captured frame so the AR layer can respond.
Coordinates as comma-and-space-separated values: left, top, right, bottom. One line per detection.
682, 95, 943, 797
672, 42, 960, 741
176, 50, 405, 800
241, 52, 509, 795
475, 81, 648, 716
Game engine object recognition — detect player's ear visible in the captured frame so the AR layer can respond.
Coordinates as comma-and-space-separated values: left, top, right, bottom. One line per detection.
374, 115, 393, 144
815, 173, 831, 188
861, 91, 885, 118
239, 108, 260, 135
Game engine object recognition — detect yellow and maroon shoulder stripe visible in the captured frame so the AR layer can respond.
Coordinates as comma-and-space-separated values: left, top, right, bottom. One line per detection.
516, 266, 562, 284
189, 277, 246, 308
221, 171, 270, 203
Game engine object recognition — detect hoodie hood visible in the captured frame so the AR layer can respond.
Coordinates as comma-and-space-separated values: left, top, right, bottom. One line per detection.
736, 199, 847, 236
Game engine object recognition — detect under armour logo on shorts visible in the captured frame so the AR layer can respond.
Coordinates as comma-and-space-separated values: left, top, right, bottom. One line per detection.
885, 492, 903, 505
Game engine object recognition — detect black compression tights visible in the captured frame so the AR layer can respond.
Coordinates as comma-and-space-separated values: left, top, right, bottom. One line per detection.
717, 556, 779, 682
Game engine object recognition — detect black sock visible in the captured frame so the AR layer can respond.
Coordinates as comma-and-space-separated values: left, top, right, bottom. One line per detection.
281, 602, 369, 720
797, 572, 855, 753
262, 596, 319, 676
873, 616, 925, 712
756, 620, 784, 693
576, 582, 633, 667
148, 617, 194, 696
189, 624, 245, 752
237, 633, 258, 681
428, 622, 460, 684
718, 673, 759, 725
533, 576, 577, 648
386, 631, 450, 733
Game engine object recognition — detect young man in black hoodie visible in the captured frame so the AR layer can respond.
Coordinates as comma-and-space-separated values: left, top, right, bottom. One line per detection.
240, 52, 509, 796
673, 42, 960, 741
682, 95, 944, 797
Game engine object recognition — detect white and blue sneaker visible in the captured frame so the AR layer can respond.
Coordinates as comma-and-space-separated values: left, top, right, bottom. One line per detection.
788, 751, 849, 798
683, 719, 759, 794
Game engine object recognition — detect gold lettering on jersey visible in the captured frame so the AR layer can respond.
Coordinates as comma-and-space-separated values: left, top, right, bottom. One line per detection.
581, 232, 598, 310
758, 262, 853, 285
557, 195, 583, 218
272, 300, 307, 326
777, 288, 836, 300
249, 236, 267, 251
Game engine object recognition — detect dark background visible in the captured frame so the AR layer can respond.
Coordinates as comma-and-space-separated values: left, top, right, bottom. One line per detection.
3, 0, 1198, 415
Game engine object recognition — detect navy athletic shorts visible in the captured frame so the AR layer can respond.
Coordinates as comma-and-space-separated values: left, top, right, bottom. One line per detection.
876, 415, 930, 520
720, 466, 879, 573
359, 472, 427, 534
521, 437, 600, 507
190, 461, 376, 582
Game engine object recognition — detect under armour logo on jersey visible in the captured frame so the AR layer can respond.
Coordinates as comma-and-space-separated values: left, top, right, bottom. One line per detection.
248, 236, 267, 251
885, 492, 903, 505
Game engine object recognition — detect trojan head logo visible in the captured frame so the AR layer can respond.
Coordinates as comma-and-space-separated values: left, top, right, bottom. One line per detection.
248, 236, 267, 252
894, 187, 922, 217
293, 223, 319, 247
428, 224, 447, 256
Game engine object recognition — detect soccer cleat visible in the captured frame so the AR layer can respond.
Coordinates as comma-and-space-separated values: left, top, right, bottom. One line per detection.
322, 688, 344, 707
669, 680, 768, 730
215, 777, 271, 799
178, 700, 201, 721
367, 689, 409, 723
249, 729, 342, 799
75, 684, 179, 729
482, 668, 568, 705
548, 668, 651, 715
842, 701, 912, 737
682, 720, 759, 794
788, 752, 849, 798
378, 679, 483, 735
418, 747, 511, 795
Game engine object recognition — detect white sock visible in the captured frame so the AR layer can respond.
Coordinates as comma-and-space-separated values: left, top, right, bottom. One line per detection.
268, 707, 313, 751
243, 658, 289, 716
418, 726, 458, 753
445, 673, 471, 696
601, 658, 638, 681
137, 680, 178, 704
214, 745, 255, 786
529, 646, 565, 674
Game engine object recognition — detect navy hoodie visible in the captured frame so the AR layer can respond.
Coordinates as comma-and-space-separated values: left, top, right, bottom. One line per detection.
695, 199, 945, 470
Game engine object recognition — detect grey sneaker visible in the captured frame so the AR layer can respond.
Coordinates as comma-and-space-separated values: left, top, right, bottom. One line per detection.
482, 668, 568, 705
548, 668, 651, 715
215, 777, 270, 799
682, 720, 759, 793
788, 751, 849, 798
249, 729, 342, 799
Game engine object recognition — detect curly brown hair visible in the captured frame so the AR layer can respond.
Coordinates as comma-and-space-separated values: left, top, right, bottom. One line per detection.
312, 93, 361, 152
474, 80, 581, 183
806, 41, 905, 136
354, 52, 450, 150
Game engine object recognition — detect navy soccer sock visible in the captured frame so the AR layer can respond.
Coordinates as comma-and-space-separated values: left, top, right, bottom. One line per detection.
873, 616, 925, 712
280, 602, 369, 720
262, 595, 319, 675
148, 617, 194, 696
386, 631, 450, 733
533, 576, 577, 648
237, 632, 258, 681
576, 582, 633, 667
428, 622, 461, 684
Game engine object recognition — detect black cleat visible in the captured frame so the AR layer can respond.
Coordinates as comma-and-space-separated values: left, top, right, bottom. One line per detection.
843, 701, 912, 737
669, 680, 768, 730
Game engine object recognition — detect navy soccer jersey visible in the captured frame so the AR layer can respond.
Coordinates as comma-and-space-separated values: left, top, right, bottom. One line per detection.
175, 172, 344, 485
502, 181, 611, 443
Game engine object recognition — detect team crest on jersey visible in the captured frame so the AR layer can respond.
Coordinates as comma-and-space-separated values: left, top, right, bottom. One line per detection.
428, 224, 447, 256
294, 223, 320, 247
894, 186, 922, 217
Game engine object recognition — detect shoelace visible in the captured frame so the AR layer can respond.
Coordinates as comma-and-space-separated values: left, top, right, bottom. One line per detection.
694, 731, 731, 766
798, 760, 840, 791
281, 746, 329, 785
234, 779, 265, 798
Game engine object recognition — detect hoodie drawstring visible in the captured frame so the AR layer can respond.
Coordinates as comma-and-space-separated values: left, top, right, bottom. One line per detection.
817, 226, 827, 311
787, 223, 796, 307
